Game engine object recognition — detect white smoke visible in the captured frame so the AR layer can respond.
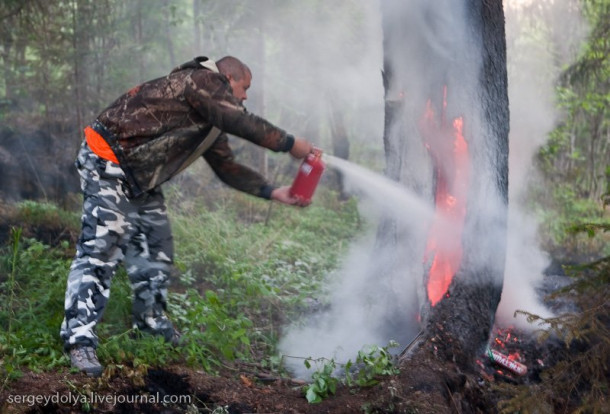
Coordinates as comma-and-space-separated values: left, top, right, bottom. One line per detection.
279, 156, 432, 378
279, 236, 398, 374
196, 0, 589, 377
496, 0, 587, 330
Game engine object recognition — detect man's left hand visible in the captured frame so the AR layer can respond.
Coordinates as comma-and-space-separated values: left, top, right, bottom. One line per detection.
270, 186, 311, 207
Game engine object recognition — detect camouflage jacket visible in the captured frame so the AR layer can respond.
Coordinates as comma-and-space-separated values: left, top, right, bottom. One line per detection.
94, 56, 295, 198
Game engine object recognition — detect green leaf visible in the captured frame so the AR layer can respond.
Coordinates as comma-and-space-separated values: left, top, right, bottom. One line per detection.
305, 387, 321, 404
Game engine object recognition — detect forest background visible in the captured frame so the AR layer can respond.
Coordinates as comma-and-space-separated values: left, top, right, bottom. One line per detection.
0, 0, 608, 413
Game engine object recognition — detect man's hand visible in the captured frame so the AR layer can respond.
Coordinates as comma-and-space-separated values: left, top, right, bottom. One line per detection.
290, 137, 314, 159
270, 186, 311, 207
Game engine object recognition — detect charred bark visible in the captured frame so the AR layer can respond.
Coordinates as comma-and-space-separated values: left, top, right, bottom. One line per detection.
378, 0, 509, 410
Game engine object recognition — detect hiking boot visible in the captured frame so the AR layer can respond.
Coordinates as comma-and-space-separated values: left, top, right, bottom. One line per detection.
169, 328, 182, 347
69, 345, 103, 377
131, 325, 183, 347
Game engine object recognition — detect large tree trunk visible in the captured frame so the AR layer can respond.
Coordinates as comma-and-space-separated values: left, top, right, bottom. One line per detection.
377, 0, 509, 410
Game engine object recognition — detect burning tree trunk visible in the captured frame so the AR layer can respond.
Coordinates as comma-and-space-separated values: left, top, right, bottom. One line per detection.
377, 0, 509, 410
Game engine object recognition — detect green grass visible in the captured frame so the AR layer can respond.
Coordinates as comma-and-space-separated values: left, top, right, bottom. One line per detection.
168, 187, 362, 367
0, 187, 362, 383
532, 184, 610, 260
0, 230, 72, 384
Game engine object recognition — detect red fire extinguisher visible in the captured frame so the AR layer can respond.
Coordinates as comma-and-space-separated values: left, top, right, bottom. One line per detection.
289, 148, 325, 203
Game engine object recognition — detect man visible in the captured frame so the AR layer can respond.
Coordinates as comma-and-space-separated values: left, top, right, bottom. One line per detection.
60, 56, 314, 377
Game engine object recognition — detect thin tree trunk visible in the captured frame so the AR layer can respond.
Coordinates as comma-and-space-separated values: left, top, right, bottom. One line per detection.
136, 0, 145, 81
2, 30, 13, 101
193, 0, 201, 54
162, 0, 176, 69
588, 112, 602, 199
248, 0, 268, 176
329, 96, 350, 200
71, 0, 83, 142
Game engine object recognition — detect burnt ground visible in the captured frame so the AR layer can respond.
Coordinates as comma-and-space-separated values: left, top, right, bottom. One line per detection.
0, 358, 516, 414
0, 362, 393, 414
0, 318, 574, 414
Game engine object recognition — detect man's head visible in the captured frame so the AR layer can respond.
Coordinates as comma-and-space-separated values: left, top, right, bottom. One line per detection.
216, 56, 252, 103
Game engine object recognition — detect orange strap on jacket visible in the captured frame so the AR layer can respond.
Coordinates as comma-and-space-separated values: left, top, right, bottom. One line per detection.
84, 126, 119, 164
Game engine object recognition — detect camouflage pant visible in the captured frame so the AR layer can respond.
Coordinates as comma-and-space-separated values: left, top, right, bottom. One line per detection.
60, 141, 175, 349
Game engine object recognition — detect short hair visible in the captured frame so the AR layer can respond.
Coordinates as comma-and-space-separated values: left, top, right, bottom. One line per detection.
216, 56, 251, 81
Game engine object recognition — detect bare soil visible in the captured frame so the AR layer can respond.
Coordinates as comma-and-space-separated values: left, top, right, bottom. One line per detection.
0, 363, 381, 413
0, 322, 563, 414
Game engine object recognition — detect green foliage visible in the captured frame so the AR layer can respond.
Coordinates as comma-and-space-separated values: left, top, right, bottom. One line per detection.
524, 0, 610, 265
15, 200, 80, 230
302, 341, 400, 404
168, 187, 362, 360
168, 289, 254, 372
345, 341, 400, 388
0, 229, 71, 386
534, 0, 610, 212
0, 0, 205, 125
303, 358, 338, 404
534, 184, 609, 257
0, 192, 361, 385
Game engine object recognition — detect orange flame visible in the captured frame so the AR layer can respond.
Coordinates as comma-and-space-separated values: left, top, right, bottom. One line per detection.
421, 87, 470, 306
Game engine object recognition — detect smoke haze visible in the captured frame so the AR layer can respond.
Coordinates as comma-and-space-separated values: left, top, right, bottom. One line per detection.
497, 0, 587, 330
200, 1, 588, 377
215, 1, 385, 149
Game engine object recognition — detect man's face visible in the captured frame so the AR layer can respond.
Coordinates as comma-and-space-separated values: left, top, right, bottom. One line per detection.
228, 73, 251, 103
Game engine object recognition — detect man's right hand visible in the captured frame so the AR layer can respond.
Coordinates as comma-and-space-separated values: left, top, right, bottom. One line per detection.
290, 137, 314, 159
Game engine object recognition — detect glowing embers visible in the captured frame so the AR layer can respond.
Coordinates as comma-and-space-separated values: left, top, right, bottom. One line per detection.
480, 327, 529, 377
420, 86, 470, 306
